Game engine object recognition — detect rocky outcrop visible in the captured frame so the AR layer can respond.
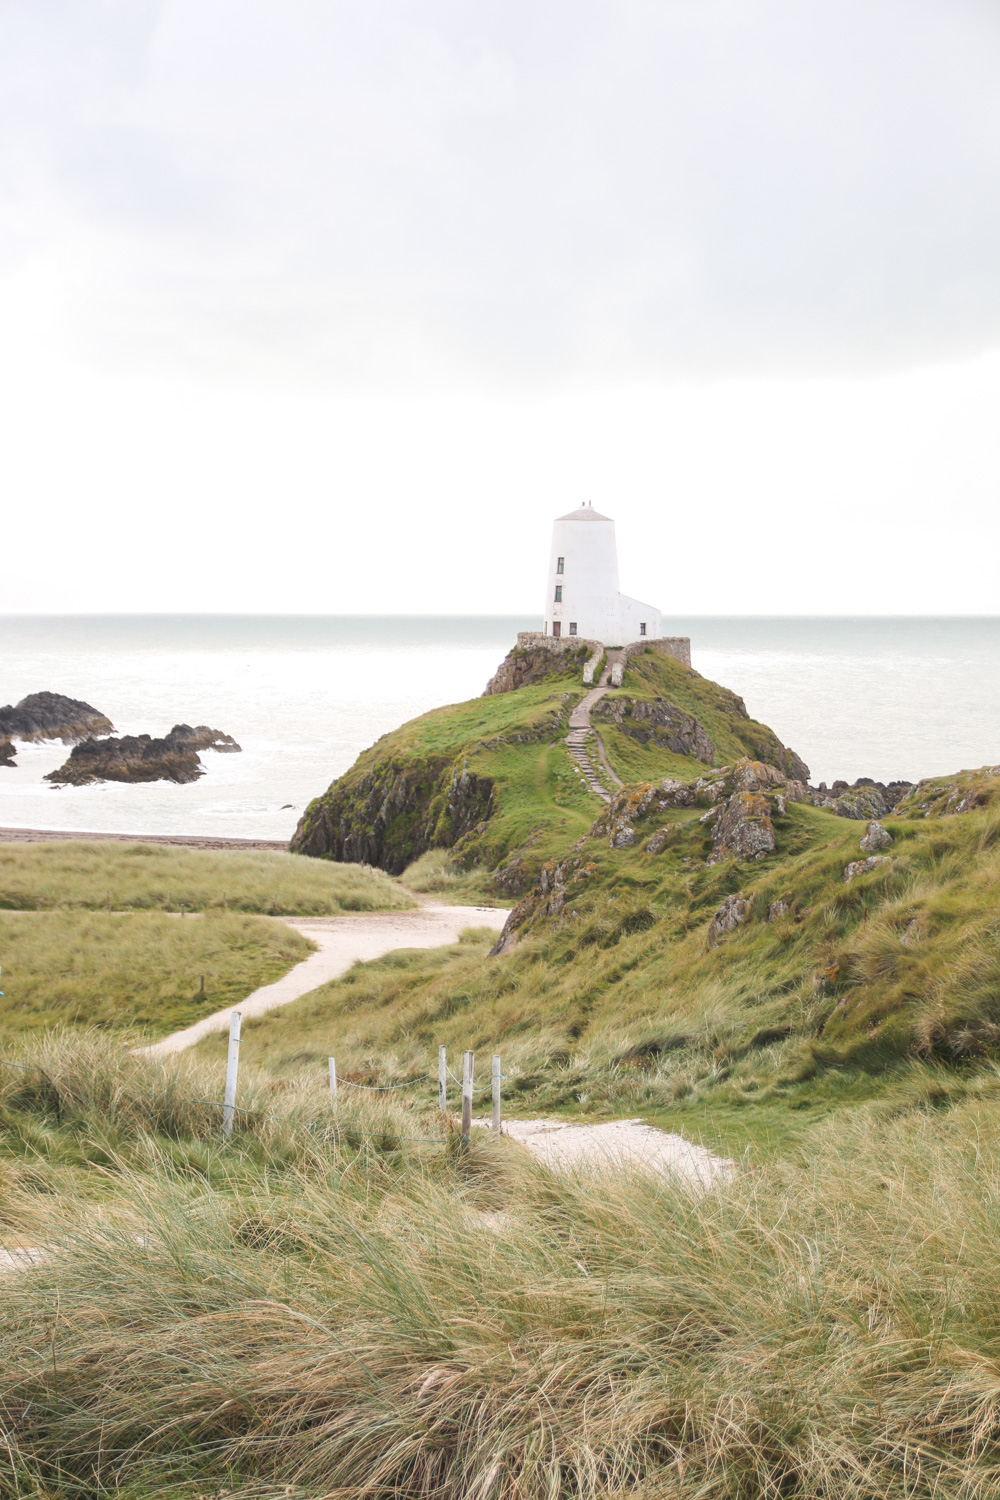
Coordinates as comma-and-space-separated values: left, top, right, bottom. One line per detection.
484, 638, 598, 694
292, 754, 495, 873
44, 724, 241, 787
592, 696, 716, 763
0, 738, 15, 768
707, 893, 750, 949
489, 853, 599, 954
706, 758, 788, 865
811, 778, 913, 820
844, 856, 890, 883
709, 787, 776, 864
860, 820, 893, 852
0, 691, 113, 744
892, 766, 1000, 819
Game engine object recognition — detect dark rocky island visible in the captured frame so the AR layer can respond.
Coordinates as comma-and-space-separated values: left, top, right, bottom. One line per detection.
0, 692, 114, 750
45, 724, 241, 787
0, 738, 15, 769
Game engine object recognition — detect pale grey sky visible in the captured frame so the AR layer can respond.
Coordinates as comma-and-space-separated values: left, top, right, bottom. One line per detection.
2, 0, 999, 613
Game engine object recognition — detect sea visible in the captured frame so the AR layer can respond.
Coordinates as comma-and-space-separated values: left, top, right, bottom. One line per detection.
1, 615, 998, 842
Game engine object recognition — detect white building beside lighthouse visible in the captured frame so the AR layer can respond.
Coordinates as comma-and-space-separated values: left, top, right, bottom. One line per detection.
543, 502, 662, 646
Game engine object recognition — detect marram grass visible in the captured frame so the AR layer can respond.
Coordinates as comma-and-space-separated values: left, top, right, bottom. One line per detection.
2, 1035, 1000, 1497
0, 838, 413, 914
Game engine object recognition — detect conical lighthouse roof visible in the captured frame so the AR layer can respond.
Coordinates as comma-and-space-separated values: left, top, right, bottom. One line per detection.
555, 503, 613, 522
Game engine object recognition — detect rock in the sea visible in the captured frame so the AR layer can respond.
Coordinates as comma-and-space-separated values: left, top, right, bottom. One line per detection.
0, 737, 15, 768
44, 724, 241, 787
843, 855, 889, 883
0, 691, 113, 744
708, 893, 750, 948
860, 820, 893, 852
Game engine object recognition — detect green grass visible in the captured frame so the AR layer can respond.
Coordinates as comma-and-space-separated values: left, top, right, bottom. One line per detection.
3, 1033, 1000, 1497
400, 847, 512, 904
0, 839, 413, 914
204, 795, 1000, 1159
0, 910, 311, 1038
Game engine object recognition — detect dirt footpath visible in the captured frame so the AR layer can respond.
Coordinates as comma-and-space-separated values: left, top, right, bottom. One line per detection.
140, 905, 509, 1057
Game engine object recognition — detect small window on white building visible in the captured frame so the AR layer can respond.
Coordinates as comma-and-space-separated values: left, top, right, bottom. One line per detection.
556, 556, 565, 574
639, 622, 647, 636
554, 585, 563, 602
569, 622, 577, 636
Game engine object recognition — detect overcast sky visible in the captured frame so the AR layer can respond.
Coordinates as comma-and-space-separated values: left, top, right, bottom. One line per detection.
2, 0, 999, 614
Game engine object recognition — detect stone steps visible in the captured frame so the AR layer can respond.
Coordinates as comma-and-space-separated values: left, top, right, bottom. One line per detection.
566, 692, 615, 802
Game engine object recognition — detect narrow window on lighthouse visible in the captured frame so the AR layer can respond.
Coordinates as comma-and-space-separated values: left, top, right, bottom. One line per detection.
554, 585, 562, 602
556, 557, 564, 574
640, 622, 647, 636
569, 622, 577, 636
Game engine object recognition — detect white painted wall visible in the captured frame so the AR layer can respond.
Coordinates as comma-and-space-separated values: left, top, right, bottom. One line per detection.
543, 503, 660, 646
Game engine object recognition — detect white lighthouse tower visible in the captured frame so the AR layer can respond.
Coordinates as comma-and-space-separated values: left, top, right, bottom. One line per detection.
544, 502, 662, 646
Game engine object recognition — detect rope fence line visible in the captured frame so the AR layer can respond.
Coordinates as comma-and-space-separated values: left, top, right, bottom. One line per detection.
1, 1025, 504, 1148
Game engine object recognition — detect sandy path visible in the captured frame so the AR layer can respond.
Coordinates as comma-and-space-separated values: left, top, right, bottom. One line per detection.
476, 1116, 733, 1189
140, 904, 509, 1057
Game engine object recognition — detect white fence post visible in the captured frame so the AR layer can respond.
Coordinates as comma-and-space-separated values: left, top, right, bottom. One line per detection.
492, 1055, 501, 1141
222, 1010, 241, 1138
461, 1050, 474, 1145
438, 1045, 447, 1113
328, 1056, 337, 1105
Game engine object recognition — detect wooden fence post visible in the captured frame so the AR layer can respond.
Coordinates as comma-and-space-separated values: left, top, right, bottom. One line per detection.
461, 1050, 474, 1145
222, 1010, 241, 1138
492, 1055, 501, 1141
328, 1056, 337, 1105
438, 1045, 447, 1113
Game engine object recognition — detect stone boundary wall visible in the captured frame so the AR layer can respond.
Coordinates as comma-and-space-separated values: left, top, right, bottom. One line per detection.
610, 637, 692, 686
504, 631, 691, 690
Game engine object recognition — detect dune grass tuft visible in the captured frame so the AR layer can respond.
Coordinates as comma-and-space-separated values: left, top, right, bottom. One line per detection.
2, 1035, 1000, 1497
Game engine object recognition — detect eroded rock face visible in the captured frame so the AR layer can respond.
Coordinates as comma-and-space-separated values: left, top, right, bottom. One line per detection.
0, 691, 113, 745
292, 753, 495, 873
0, 738, 15, 768
707, 893, 750, 949
768, 898, 792, 921
844, 856, 889, 883
860, 820, 893, 852
484, 642, 595, 694
44, 724, 241, 788
488, 853, 598, 954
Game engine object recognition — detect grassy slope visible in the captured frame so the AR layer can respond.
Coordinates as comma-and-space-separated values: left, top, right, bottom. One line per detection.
0, 840, 412, 914
294, 671, 599, 883
595, 649, 808, 784
0, 911, 311, 1039
2, 1035, 1000, 1498
229, 779, 1000, 1159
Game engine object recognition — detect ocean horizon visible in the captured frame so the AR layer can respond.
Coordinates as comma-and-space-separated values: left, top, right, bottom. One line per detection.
2, 613, 998, 842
